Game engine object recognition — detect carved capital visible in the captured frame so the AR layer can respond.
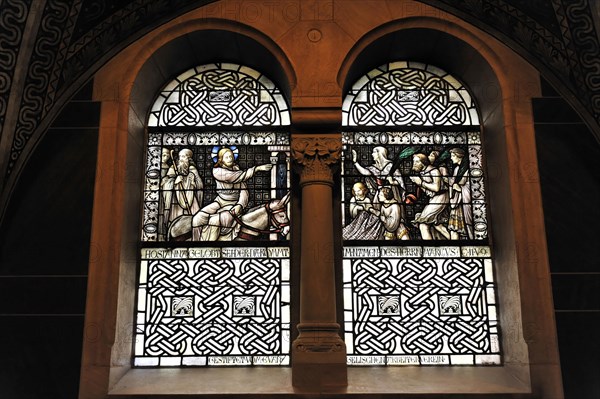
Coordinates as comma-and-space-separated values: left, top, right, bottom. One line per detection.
291, 137, 341, 186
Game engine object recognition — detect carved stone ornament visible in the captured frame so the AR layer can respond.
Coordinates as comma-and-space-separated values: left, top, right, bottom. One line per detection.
291, 137, 342, 185
293, 323, 345, 353
293, 337, 344, 353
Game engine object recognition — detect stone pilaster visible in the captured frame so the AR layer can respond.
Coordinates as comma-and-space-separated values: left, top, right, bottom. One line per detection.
290, 136, 347, 390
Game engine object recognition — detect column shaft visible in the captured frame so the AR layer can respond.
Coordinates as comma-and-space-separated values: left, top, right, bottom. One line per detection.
291, 136, 347, 390
300, 182, 336, 323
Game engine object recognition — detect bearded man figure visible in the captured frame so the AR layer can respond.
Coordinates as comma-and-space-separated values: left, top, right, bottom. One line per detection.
162, 148, 204, 240
192, 147, 273, 241
409, 153, 451, 240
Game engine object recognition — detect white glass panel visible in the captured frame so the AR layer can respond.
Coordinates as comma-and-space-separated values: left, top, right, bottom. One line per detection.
469, 108, 480, 124
176, 68, 196, 82
221, 62, 240, 72
134, 357, 159, 366
182, 357, 207, 366
351, 75, 369, 91
389, 61, 408, 70
161, 357, 182, 366
443, 74, 462, 89
239, 65, 261, 79
475, 354, 501, 365
408, 61, 426, 70
134, 335, 144, 355
425, 64, 445, 76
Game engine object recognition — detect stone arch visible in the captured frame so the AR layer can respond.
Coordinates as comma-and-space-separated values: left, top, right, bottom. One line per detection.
81, 4, 561, 397
332, 18, 559, 395
82, 20, 297, 398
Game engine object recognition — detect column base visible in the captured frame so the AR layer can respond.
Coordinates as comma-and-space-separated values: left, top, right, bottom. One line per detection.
291, 323, 347, 390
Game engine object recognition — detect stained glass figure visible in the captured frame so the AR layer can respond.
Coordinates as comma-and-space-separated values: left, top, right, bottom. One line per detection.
136, 64, 291, 367
143, 132, 291, 243
341, 132, 487, 241
342, 63, 500, 366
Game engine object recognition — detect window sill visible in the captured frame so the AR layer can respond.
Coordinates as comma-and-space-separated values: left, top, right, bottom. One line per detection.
108, 365, 530, 396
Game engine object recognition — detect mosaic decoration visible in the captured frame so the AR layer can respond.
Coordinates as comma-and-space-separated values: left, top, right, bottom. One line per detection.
134, 246, 290, 367
136, 65, 291, 367
342, 63, 500, 366
0, 0, 32, 131
342, 62, 480, 127
148, 63, 290, 127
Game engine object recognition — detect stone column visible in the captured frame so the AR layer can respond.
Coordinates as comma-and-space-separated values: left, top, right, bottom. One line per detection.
291, 136, 347, 389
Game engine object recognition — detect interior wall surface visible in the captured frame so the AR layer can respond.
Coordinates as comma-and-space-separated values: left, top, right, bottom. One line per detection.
81, 1, 562, 397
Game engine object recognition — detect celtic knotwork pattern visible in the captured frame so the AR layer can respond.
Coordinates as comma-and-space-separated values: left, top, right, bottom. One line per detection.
345, 254, 500, 364
345, 63, 478, 126
136, 255, 290, 366
0, 0, 31, 131
563, 0, 600, 118
9, 0, 71, 175
150, 64, 289, 127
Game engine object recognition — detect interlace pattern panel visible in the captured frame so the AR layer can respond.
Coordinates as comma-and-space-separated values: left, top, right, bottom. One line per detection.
342, 62, 480, 126
343, 245, 500, 366
135, 247, 291, 367
148, 63, 290, 127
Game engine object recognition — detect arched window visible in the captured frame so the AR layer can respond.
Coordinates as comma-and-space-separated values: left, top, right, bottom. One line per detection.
341, 61, 500, 366
135, 63, 292, 367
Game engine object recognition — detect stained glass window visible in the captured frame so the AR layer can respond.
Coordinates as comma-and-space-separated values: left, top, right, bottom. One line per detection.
135, 64, 291, 367
341, 62, 500, 366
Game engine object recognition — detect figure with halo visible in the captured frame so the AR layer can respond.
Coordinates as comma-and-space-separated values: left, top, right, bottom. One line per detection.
192, 147, 273, 241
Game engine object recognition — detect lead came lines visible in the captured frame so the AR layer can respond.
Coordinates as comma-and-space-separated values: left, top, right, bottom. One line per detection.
136, 257, 290, 364
346, 256, 498, 363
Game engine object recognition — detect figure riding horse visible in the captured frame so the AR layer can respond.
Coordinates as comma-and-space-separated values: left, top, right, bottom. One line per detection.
167, 192, 290, 241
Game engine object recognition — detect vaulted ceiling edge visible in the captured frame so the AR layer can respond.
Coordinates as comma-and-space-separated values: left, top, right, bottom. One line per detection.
420, 0, 600, 123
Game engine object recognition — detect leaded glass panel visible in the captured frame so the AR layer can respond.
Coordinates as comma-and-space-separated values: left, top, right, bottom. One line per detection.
343, 62, 479, 127
341, 131, 487, 241
343, 245, 500, 366
135, 246, 290, 367
148, 63, 290, 127
142, 131, 290, 242
342, 63, 500, 366
136, 64, 291, 367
